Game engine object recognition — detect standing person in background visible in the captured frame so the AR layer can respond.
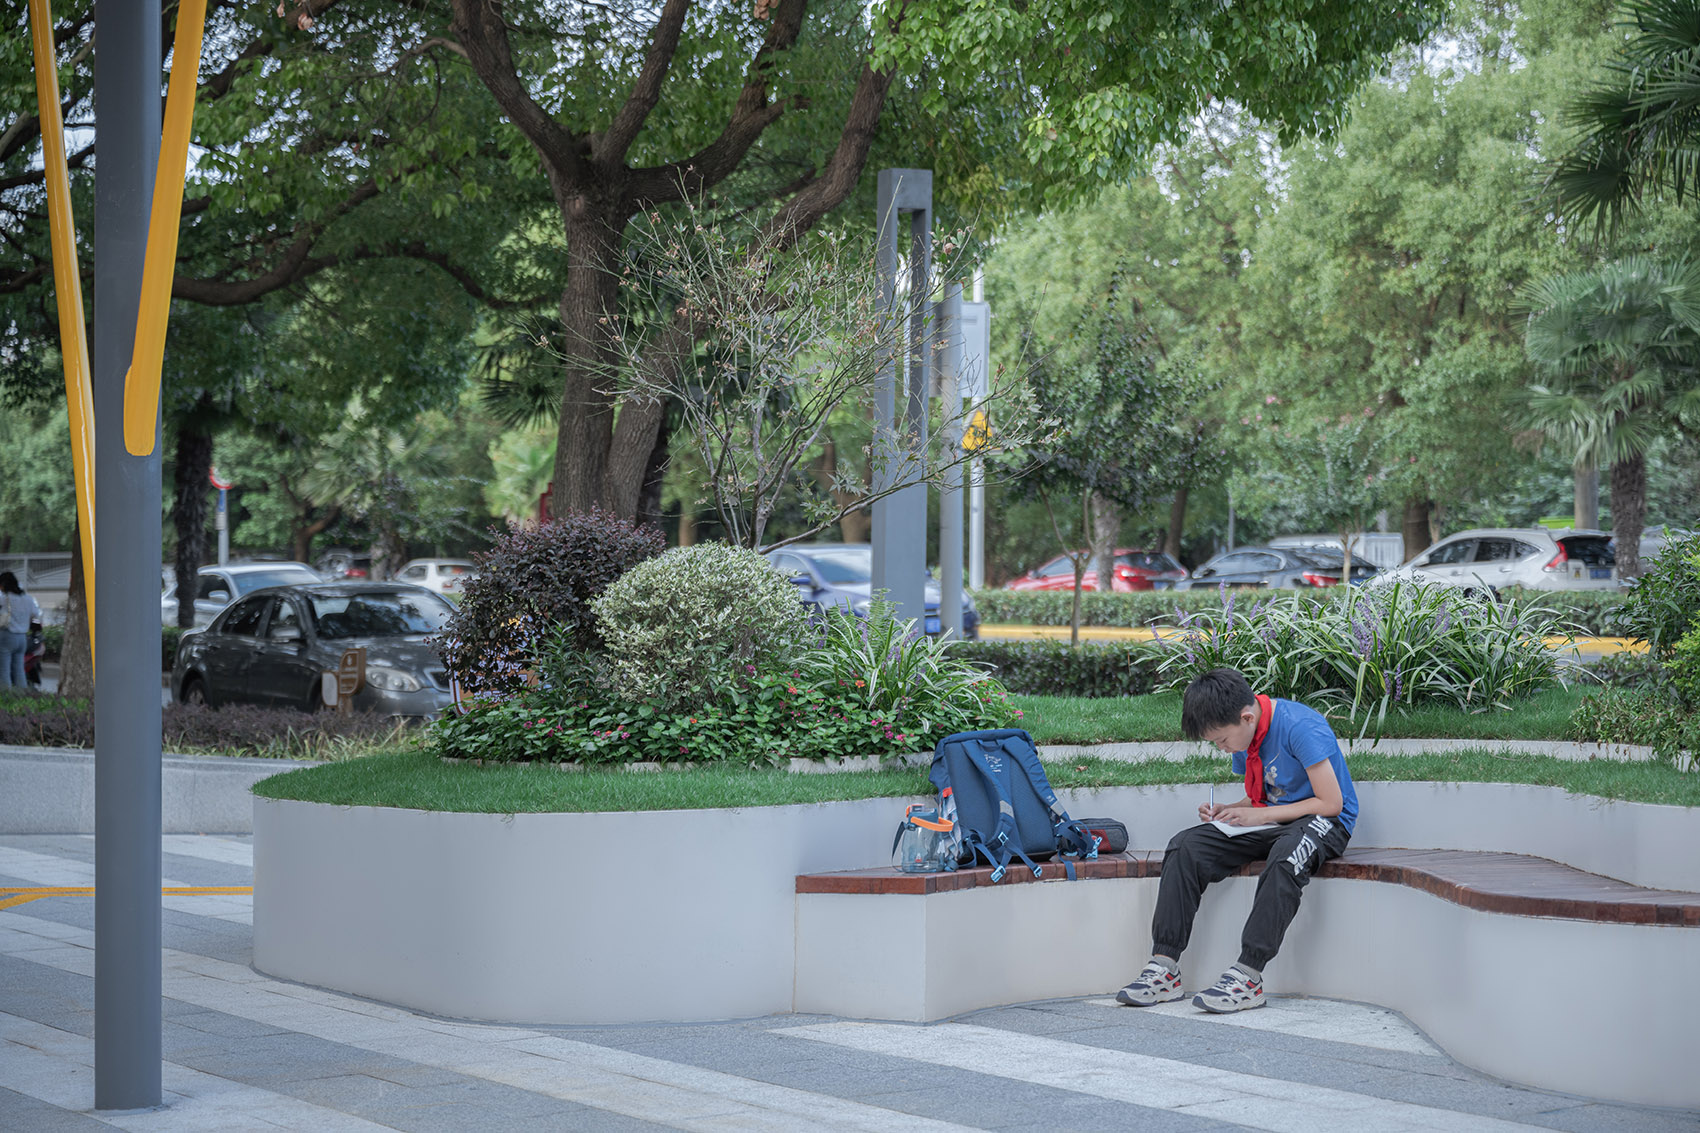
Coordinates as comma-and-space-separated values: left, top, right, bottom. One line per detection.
0, 571, 42, 688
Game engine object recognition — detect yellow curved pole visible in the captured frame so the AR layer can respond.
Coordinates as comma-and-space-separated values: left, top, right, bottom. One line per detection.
28, 0, 97, 649
123, 0, 208, 457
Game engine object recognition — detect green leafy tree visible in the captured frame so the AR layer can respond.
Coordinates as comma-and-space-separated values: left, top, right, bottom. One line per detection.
1546, 0, 1700, 234
1519, 254, 1700, 578
1007, 285, 1223, 642
1235, 414, 1399, 579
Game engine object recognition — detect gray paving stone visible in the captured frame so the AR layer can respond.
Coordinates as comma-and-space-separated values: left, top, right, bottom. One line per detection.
0, 1085, 110, 1132
5, 834, 1698, 1131
167, 1007, 291, 1039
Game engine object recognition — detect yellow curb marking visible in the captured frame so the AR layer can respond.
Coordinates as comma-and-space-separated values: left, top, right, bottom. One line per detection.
0, 886, 252, 911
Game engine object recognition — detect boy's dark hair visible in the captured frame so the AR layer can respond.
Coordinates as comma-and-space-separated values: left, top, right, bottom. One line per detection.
1181, 667, 1256, 740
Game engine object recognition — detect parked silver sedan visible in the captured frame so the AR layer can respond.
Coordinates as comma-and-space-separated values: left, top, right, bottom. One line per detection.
171, 582, 455, 718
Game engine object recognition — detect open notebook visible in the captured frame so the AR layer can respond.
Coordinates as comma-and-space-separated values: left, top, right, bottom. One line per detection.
1210, 819, 1281, 837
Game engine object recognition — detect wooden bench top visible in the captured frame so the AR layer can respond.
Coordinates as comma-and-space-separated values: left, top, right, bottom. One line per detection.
796, 848, 1700, 927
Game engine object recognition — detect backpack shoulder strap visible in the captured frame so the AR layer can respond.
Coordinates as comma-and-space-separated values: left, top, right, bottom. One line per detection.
998, 731, 1101, 862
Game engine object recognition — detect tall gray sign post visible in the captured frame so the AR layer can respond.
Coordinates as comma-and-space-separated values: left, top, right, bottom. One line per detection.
958, 298, 990, 592
94, 0, 165, 1109
872, 170, 931, 628
936, 283, 964, 637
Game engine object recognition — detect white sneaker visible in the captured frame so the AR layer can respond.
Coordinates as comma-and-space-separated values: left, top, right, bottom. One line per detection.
1193, 966, 1265, 1013
1116, 961, 1184, 1006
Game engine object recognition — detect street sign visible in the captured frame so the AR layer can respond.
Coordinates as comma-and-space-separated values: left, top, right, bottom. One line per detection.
207, 467, 232, 491
958, 300, 990, 404
961, 407, 990, 453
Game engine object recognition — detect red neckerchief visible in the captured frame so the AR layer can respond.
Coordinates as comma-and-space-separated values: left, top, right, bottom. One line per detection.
1242, 694, 1274, 807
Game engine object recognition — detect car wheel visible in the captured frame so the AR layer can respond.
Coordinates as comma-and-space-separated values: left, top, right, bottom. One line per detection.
181, 675, 208, 706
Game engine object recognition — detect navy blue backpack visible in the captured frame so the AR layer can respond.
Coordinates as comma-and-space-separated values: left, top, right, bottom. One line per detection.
929, 728, 1101, 882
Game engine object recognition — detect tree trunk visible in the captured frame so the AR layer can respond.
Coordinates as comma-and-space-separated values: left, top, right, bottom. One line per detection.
1573, 462, 1599, 531
635, 406, 671, 529
290, 503, 339, 565
1165, 488, 1188, 559
172, 429, 214, 629
1402, 498, 1432, 562
1089, 491, 1119, 590
678, 503, 696, 547
59, 518, 93, 698
1609, 454, 1647, 579
551, 207, 627, 517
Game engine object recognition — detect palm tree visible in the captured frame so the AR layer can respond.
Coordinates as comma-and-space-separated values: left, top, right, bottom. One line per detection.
1519, 255, 1700, 578
1547, 0, 1700, 235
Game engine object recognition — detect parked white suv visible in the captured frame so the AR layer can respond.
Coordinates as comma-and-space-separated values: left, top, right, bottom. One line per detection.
1371, 528, 1617, 594
161, 562, 323, 626
394, 558, 477, 597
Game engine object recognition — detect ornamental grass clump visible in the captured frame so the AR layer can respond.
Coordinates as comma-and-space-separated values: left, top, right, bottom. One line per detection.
1154, 580, 1566, 729
592, 542, 813, 710
797, 600, 1021, 747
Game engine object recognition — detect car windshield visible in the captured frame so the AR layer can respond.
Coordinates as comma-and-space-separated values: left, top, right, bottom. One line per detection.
230, 567, 320, 595
1290, 548, 1347, 568
309, 591, 454, 638
1117, 552, 1176, 570
804, 548, 874, 584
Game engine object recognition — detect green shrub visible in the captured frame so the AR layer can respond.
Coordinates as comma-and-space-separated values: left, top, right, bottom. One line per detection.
592, 542, 812, 710
433, 600, 1019, 766
972, 585, 1628, 635
1614, 532, 1700, 659
969, 588, 1294, 628
1496, 588, 1627, 637
796, 602, 1018, 743
954, 639, 1161, 697
1153, 581, 1565, 724
1582, 650, 1667, 690
436, 509, 664, 695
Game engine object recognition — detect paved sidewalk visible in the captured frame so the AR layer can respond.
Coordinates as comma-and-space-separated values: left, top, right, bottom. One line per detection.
2, 834, 1694, 1132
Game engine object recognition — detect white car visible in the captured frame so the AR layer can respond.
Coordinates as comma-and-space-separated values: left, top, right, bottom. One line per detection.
1370, 528, 1617, 595
161, 562, 323, 626
394, 558, 478, 597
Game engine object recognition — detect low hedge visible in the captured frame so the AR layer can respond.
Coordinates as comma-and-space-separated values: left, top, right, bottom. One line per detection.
0, 691, 414, 756
955, 639, 1162, 698
971, 586, 1629, 635
39, 625, 181, 671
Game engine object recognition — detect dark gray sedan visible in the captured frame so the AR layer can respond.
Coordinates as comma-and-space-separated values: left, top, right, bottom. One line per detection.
171, 582, 455, 718
1170, 545, 1379, 590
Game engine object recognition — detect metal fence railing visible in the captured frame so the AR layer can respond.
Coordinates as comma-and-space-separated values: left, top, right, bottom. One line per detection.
0, 553, 74, 593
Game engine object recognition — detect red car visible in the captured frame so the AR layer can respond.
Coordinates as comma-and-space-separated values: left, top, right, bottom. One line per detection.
1004, 549, 1188, 592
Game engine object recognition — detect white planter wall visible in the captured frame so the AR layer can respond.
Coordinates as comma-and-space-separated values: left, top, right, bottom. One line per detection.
254, 795, 914, 1024
255, 782, 1700, 1047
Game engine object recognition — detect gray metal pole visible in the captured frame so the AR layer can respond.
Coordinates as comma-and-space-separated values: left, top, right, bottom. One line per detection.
937, 284, 963, 637
94, 0, 163, 1110
872, 169, 930, 630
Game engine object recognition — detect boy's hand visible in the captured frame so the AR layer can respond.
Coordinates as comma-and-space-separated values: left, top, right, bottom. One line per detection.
1211, 806, 1261, 827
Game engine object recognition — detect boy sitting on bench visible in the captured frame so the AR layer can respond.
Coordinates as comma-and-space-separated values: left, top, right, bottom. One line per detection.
1118, 666, 1359, 1013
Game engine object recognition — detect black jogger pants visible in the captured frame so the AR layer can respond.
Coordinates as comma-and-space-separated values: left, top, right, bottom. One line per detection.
1150, 814, 1351, 973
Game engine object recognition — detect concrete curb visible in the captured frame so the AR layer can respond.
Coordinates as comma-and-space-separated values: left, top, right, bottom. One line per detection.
1040, 737, 1660, 764
0, 745, 312, 834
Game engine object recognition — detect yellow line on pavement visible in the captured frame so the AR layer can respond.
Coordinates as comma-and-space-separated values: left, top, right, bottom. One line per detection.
0, 886, 252, 910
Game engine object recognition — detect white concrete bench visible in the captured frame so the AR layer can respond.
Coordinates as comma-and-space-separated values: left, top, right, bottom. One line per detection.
794, 847, 1700, 1109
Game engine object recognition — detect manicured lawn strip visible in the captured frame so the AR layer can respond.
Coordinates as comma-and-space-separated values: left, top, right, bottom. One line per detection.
1015, 686, 1591, 746
252, 744, 1700, 812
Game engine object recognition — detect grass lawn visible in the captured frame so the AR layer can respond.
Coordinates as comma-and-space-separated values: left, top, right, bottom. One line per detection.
251, 744, 1700, 811
1017, 686, 1592, 746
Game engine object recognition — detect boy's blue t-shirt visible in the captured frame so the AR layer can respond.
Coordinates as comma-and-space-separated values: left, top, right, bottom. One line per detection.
1229, 698, 1359, 834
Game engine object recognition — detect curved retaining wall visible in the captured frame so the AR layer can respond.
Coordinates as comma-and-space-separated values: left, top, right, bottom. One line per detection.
254, 781, 1700, 1023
